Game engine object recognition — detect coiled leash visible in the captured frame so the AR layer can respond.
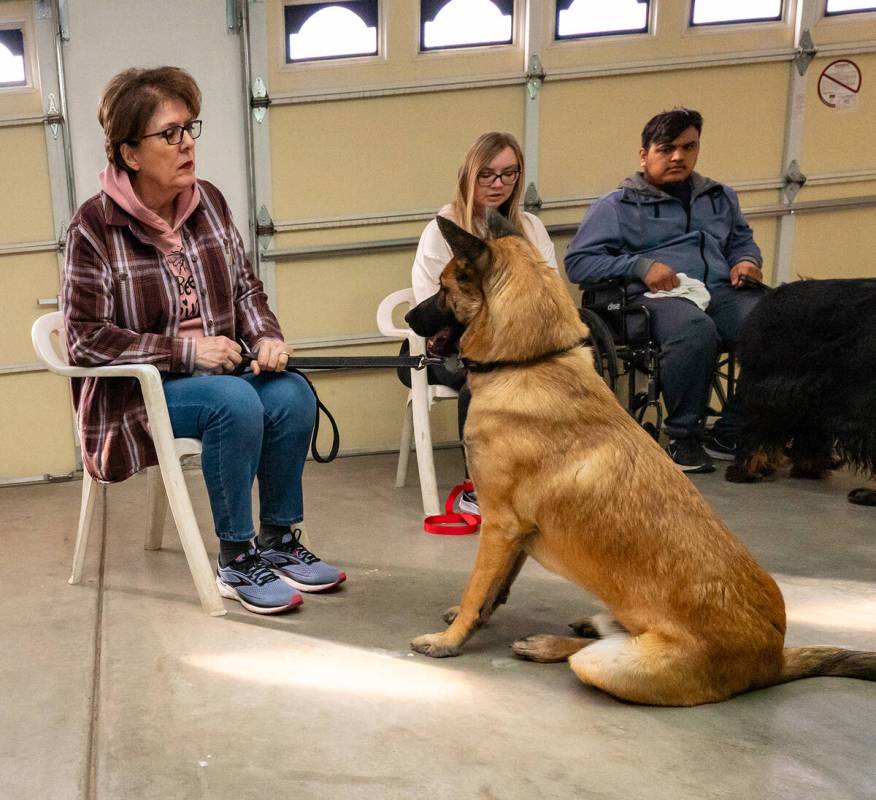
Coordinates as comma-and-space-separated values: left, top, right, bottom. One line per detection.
422, 480, 480, 535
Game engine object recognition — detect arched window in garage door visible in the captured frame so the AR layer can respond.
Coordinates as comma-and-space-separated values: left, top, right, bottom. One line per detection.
0, 27, 26, 87
690, 0, 783, 26
420, 0, 514, 51
555, 0, 650, 40
284, 1, 379, 62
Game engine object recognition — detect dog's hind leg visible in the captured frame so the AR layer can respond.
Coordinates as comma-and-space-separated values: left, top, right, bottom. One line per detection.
515, 612, 625, 663
442, 551, 528, 624
567, 632, 728, 706
567, 611, 627, 638
512, 634, 595, 663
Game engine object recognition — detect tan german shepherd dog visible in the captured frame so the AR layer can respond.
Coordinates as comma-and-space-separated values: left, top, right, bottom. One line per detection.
406, 213, 876, 706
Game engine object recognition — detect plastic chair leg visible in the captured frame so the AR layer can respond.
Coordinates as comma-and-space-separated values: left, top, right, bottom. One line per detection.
144, 466, 167, 551
156, 456, 226, 616
69, 472, 98, 585
410, 372, 441, 516
395, 399, 413, 488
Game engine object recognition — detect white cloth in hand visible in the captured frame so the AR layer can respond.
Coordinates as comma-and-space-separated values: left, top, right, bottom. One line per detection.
644, 273, 710, 311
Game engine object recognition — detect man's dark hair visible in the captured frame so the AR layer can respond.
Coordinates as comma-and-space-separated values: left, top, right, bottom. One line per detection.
641, 108, 703, 150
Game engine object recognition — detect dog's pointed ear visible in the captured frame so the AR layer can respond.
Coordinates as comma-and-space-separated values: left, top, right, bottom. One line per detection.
485, 209, 521, 240
437, 216, 487, 265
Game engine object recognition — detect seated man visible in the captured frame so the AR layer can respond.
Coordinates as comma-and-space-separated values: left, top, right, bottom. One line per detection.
564, 107, 765, 473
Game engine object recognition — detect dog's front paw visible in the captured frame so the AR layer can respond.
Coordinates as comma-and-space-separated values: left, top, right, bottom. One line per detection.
411, 632, 461, 658
442, 605, 460, 624
725, 463, 762, 483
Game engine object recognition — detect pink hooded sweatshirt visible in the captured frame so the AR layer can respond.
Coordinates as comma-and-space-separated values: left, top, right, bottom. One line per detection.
99, 165, 204, 337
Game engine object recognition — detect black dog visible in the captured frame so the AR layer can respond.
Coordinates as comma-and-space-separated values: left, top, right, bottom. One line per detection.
726, 278, 876, 505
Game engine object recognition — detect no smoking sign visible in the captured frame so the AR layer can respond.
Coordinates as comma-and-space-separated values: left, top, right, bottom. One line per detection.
818, 59, 862, 111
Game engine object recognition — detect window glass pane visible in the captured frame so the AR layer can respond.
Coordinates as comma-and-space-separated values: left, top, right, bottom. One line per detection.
0, 28, 25, 87
556, 0, 649, 39
421, 0, 513, 51
285, 2, 378, 63
691, 0, 782, 25
826, 1, 876, 13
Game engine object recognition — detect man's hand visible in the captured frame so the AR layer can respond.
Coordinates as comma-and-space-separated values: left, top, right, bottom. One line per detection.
250, 338, 290, 376
644, 262, 680, 292
730, 261, 762, 288
195, 336, 242, 373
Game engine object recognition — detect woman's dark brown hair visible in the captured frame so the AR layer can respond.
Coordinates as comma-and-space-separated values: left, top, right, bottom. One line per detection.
98, 66, 201, 173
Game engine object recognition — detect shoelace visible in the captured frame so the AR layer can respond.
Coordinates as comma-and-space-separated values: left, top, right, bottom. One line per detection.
291, 545, 319, 565
237, 552, 279, 586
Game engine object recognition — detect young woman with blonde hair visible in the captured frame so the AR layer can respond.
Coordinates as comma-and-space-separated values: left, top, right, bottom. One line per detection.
411, 131, 557, 513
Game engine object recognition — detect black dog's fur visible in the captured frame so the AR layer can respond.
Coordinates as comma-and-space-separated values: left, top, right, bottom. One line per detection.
726, 278, 876, 505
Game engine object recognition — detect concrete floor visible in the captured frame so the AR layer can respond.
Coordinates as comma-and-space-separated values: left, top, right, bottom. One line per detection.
1, 448, 874, 800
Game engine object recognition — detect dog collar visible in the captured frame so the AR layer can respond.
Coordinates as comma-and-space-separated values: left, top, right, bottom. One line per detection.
462, 340, 587, 374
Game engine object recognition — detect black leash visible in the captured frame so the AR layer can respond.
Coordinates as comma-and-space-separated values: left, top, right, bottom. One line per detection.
237, 349, 445, 462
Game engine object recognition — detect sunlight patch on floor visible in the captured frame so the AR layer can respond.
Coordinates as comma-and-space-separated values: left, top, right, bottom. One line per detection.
775, 574, 876, 634
184, 639, 474, 699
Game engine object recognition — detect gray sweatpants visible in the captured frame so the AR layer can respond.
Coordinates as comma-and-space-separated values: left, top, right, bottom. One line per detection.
630, 284, 765, 440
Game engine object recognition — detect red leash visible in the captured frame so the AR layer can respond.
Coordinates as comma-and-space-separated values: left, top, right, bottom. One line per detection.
423, 481, 480, 535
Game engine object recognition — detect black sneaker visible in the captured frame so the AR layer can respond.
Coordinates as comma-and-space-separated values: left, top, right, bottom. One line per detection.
703, 430, 736, 461
667, 438, 715, 474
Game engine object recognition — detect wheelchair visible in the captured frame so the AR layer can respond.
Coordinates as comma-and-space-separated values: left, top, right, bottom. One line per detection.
578, 278, 736, 441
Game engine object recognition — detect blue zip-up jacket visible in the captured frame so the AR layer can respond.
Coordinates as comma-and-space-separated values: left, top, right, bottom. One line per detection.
564, 171, 762, 292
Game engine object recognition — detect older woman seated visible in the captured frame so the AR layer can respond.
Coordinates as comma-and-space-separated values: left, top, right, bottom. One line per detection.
63, 66, 345, 614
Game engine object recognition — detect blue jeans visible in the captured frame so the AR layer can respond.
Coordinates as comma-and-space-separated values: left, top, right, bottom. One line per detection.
163, 372, 316, 541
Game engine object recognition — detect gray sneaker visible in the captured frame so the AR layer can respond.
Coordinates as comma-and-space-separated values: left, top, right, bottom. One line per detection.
667, 438, 715, 474
216, 548, 303, 614
703, 430, 736, 461
260, 528, 346, 592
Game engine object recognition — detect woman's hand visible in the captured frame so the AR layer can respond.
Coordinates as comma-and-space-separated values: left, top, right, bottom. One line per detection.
251, 338, 290, 375
194, 336, 242, 373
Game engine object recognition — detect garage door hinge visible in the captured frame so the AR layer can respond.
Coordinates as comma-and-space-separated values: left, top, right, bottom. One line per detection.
525, 54, 545, 100
251, 77, 271, 124
524, 182, 543, 212
784, 160, 807, 202
794, 29, 817, 76
256, 205, 275, 246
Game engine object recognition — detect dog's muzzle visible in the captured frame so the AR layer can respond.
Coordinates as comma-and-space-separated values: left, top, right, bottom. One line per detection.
405, 290, 460, 338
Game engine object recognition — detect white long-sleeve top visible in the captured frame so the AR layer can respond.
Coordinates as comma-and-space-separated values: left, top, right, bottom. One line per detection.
411, 204, 558, 303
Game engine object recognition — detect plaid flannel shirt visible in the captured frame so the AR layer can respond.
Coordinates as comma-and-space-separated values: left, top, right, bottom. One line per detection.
63, 179, 282, 483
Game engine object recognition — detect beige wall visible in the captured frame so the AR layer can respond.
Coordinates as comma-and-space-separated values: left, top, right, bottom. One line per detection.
3, 1, 876, 481
0, 1, 76, 481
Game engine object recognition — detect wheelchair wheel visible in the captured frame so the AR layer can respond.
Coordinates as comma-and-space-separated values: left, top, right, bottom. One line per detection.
579, 308, 618, 392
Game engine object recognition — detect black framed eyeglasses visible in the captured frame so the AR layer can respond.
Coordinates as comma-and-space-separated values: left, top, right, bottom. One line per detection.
138, 119, 202, 145
476, 168, 520, 187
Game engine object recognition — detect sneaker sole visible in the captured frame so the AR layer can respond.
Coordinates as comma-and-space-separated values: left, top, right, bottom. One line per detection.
216, 576, 303, 614
703, 446, 736, 462
673, 461, 716, 474
273, 570, 347, 593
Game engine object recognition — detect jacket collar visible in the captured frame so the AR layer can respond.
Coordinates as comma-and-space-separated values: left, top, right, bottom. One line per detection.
618, 171, 719, 202
100, 188, 203, 248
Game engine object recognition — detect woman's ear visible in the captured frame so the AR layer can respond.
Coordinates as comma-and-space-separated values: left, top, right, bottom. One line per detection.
119, 142, 140, 172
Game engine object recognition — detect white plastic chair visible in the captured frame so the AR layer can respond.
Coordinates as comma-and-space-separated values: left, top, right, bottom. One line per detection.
376, 289, 459, 516
31, 311, 225, 616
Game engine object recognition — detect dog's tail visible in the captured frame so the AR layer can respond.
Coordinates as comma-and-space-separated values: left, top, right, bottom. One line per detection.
768, 647, 876, 687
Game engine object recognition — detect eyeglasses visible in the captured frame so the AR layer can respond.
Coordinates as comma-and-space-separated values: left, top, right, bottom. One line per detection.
476, 167, 520, 187
138, 119, 202, 145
